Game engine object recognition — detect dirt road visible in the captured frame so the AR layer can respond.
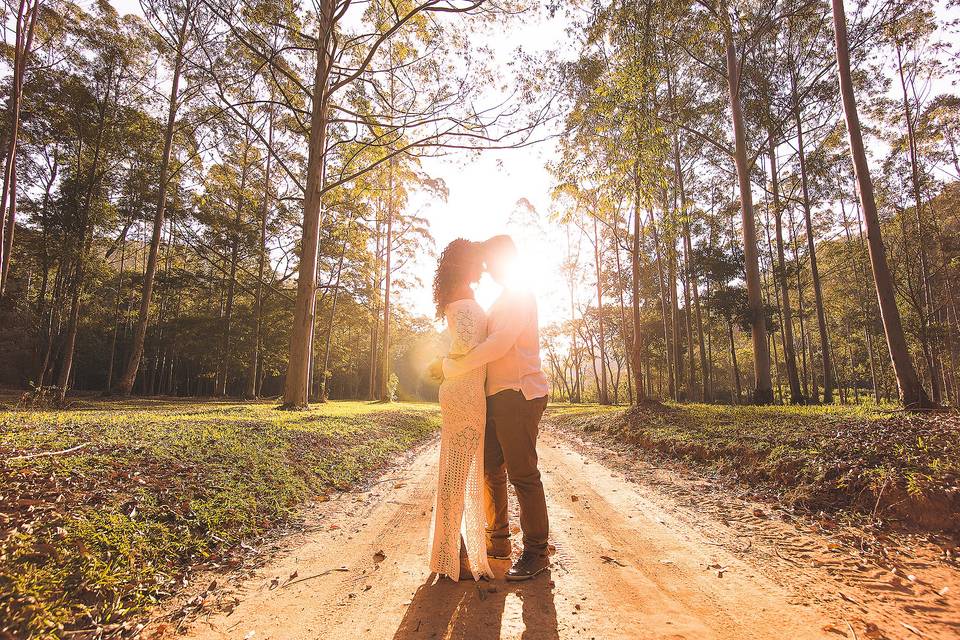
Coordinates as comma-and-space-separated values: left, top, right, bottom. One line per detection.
172, 424, 957, 640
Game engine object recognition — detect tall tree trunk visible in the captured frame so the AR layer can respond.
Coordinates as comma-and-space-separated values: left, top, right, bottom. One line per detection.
831, 0, 933, 409
367, 204, 383, 400
568, 224, 583, 402
630, 170, 645, 403
728, 320, 742, 404
787, 203, 812, 399
217, 127, 252, 396
282, 0, 335, 408
649, 206, 674, 400
319, 221, 350, 402
791, 64, 833, 403
106, 231, 127, 391
767, 135, 804, 403
0, 0, 40, 295
895, 41, 941, 404
378, 162, 395, 401
612, 213, 634, 404
721, 9, 773, 403
246, 106, 274, 398
669, 223, 683, 399
840, 182, 880, 403
592, 212, 610, 404
115, 14, 191, 395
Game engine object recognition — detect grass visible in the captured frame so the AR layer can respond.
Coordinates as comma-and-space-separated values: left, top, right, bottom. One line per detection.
548, 401, 960, 531
0, 398, 440, 638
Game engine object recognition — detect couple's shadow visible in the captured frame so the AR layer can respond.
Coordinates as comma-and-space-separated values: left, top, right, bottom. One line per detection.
392, 562, 559, 640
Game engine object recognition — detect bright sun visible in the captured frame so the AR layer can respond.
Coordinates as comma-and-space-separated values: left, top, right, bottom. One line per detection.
473, 242, 562, 317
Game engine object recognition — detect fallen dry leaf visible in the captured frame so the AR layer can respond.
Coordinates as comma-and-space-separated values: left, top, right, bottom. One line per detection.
600, 554, 627, 567
900, 622, 923, 636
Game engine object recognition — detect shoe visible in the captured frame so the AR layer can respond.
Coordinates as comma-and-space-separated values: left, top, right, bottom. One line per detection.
486, 539, 511, 560
505, 548, 549, 581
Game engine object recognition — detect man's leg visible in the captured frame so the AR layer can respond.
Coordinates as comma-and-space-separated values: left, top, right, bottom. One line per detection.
489, 390, 549, 553
483, 397, 510, 557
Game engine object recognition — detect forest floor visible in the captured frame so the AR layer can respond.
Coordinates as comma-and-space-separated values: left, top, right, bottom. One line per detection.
147, 405, 959, 640
0, 396, 440, 638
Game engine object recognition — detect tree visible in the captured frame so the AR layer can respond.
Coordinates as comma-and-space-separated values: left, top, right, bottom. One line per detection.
114, 0, 211, 395
830, 0, 933, 409
0, 0, 42, 295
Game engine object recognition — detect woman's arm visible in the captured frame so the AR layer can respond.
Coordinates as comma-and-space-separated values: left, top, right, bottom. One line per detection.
442, 296, 529, 378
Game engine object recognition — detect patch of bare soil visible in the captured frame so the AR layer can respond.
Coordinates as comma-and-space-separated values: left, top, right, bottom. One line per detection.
144, 425, 958, 640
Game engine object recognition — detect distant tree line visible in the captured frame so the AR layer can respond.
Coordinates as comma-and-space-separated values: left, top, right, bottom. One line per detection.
543, 0, 959, 408
0, 0, 545, 404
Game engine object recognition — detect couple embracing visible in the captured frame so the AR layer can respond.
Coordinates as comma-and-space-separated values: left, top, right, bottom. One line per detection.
427, 235, 550, 583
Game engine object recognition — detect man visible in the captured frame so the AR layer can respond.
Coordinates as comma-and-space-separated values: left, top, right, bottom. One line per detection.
432, 234, 550, 581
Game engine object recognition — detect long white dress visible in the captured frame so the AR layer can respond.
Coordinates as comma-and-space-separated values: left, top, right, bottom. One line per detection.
429, 298, 494, 581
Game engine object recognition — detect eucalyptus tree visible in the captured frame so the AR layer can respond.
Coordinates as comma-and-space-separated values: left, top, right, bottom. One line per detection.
114, 0, 216, 395
42, 4, 156, 400
877, 0, 950, 403
830, 0, 933, 409
205, 0, 550, 408
0, 0, 42, 295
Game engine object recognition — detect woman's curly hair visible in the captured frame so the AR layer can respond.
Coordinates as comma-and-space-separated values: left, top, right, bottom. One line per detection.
433, 239, 482, 320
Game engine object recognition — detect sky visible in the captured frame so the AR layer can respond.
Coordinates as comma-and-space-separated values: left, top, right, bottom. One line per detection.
107, 0, 574, 326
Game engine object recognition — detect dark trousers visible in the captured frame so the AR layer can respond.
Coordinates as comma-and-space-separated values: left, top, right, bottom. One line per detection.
484, 389, 549, 552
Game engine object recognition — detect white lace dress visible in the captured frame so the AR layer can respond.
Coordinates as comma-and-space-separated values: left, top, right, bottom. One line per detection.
429, 298, 494, 581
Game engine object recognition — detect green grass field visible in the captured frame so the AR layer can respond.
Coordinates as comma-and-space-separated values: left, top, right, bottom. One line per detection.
0, 398, 440, 638
549, 402, 960, 530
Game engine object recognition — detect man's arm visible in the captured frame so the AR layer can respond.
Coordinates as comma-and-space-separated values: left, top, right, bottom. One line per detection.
442, 295, 530, 378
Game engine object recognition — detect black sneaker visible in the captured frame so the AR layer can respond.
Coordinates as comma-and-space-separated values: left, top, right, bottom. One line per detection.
505, 549, 549, 581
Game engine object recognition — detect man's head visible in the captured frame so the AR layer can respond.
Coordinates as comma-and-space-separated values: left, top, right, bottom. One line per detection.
481, 235, 519, 286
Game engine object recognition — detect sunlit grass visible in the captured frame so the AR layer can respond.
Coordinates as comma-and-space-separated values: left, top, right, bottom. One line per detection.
0, 399, 440, 638
549, 401, 959, 528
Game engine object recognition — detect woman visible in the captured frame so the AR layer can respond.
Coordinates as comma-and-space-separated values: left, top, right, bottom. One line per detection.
429, 239, 493, 582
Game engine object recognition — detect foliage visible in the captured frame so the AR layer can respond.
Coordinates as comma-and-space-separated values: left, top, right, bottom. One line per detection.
0, 398, 440, 637
551, 402, 960, 530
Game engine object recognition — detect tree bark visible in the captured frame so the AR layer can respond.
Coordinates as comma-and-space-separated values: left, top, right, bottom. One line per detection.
282, 0, 335, 408
592, 212, 610, 404
246, 106, 274, 398
649, 206, 674, 400
0, 0, 40, 296
630, 170, 645, 403
831, 0, 933, 409
379, 161, 395, 402
767, 135, 803, 403
721, 14, 773, 403
115, 12, 191, 395
319, 220, 350, 402
895, 41, 941, 404
791, 65, 833, 403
